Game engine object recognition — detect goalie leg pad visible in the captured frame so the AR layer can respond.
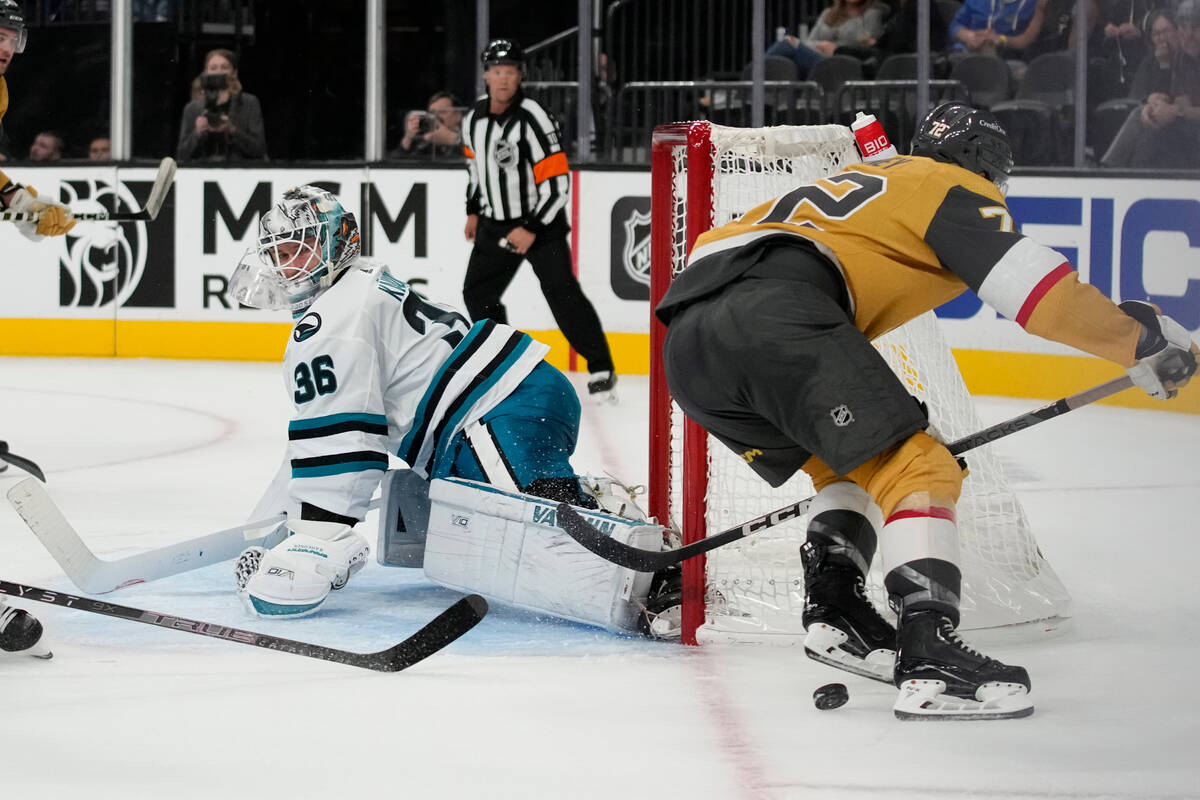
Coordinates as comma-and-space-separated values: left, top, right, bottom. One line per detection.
423, 477, 662, 631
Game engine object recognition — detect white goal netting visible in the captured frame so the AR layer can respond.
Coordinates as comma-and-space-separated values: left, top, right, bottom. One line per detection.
649, 122, 1071, 644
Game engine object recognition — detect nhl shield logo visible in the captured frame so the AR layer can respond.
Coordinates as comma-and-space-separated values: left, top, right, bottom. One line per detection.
494, 139, 519, 170
622, 210, 652, 286
830, 404, 854, 427
609, 196, 652, 300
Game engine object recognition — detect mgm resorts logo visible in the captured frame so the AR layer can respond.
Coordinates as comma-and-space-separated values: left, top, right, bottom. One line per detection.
52, 176, 174, 308
609, 196, 651, 301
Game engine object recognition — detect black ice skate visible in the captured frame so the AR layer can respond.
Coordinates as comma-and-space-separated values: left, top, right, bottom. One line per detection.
801, 542, 896, 684
893, 610, 1032, 720
0, 601, 52, 659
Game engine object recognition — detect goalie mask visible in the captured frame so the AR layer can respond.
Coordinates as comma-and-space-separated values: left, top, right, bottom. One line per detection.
229, 185, 360, 312
910, 102, 1014, 195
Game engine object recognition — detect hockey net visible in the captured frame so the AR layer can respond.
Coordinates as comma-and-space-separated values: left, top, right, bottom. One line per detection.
647, 122, 1071, 646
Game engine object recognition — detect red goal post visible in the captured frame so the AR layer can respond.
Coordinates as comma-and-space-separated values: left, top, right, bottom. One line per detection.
647, 121, 1071, 646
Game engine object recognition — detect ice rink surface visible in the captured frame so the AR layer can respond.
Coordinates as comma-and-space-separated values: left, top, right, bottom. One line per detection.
2, 356, 1198, 800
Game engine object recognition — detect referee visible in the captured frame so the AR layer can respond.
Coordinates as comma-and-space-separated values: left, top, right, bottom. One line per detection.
461, 38, 617, 400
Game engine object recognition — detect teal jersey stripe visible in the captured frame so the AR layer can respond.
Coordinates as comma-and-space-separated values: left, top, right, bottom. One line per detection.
292, 461, 389, 479
398, 320, 491, 459
431, 333, 535, 468
289, 412, 388, 431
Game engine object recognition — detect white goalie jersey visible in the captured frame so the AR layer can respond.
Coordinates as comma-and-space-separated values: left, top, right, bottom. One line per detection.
277, 257, 549, 522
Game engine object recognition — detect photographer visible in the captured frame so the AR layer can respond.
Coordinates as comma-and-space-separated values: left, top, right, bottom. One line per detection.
389, 90, 463, 160
176, 48, 266, 162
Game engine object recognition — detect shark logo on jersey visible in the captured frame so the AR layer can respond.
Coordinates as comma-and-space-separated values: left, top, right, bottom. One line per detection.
293, 312, 322, 342
494, 139, 519, 170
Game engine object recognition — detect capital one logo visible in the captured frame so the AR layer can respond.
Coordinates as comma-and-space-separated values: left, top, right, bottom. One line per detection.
53, 174, 173, 308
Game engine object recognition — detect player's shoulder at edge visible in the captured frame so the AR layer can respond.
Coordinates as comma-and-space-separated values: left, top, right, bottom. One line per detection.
844, 154, 1005, 205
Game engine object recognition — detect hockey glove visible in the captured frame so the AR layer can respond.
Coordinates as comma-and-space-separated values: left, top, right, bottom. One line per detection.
1120, 300, 1199, 400
1, 181, 77, 239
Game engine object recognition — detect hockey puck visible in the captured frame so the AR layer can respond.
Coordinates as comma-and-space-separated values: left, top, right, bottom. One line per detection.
813, 682, 849, 710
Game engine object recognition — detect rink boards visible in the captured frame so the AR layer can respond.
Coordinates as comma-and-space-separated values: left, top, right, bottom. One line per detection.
0, 163, 1196, 412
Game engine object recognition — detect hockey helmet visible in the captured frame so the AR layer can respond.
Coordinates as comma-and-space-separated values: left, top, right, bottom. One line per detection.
0, 0, 27, 53
481, 38, 524, 70
910, 102, 1014, 194
229, 186, 361, 312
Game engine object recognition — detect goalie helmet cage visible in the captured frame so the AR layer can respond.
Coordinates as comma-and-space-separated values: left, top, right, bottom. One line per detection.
647, 121, 1072, 647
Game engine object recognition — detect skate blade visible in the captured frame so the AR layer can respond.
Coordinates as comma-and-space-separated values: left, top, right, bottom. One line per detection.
804, 623, 895, 684
893, 679, 1034, 721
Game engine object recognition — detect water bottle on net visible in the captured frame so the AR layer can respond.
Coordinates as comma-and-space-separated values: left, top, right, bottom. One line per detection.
851, 111, 899, 162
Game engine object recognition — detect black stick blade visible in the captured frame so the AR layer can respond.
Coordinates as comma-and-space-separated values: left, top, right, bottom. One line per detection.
555, 503, 677, 572
0, 441, 46, 482
372, 594, 488, 672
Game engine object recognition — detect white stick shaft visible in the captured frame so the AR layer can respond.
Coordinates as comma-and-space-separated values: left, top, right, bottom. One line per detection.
5, 478, 378, 594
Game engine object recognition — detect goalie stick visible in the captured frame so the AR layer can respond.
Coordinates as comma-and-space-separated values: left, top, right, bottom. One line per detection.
0, 577, 487, 672
0, 157, 177, 223
558, 375, 1136, 572
0, 441, 45, 482
6, 478, 381, 594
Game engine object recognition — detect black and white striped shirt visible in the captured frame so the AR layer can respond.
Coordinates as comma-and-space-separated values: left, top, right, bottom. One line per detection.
462, 91, 570, 232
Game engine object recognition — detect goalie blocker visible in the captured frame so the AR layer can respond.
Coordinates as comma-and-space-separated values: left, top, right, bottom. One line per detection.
378, 472, 664, 633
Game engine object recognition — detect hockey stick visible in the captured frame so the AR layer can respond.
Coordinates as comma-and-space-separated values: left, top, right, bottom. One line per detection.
6, 478, 381, 594
0, 157, 177, 223
557, 374, 1136, 572
0, 577, 487, 672
0, 441, 45, 482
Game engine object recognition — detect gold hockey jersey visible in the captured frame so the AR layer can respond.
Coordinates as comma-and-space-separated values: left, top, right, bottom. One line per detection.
665, 155, 1141, 368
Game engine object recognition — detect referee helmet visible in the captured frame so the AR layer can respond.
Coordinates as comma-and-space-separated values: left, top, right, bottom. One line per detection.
481, 38, 525, 70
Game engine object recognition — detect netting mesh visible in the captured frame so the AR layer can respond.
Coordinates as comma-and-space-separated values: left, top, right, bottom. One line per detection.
658, 123, 1070, 642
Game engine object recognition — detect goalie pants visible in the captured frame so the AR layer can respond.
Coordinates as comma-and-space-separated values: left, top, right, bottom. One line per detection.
662, 270, 927, 486
463, 216, 614, 373
435, 360, 587, 502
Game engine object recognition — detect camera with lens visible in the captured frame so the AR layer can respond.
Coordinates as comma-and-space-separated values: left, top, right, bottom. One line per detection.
201, 73, 229, 125
415, 111, 437, 135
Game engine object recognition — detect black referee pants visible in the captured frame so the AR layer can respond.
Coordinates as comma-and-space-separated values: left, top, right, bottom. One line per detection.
464, 217, 614, 373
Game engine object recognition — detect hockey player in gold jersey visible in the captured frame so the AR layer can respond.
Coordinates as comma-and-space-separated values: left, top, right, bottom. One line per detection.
657, 102, 1198, 719
0, 1, 55, 661
0, 0, 74, 240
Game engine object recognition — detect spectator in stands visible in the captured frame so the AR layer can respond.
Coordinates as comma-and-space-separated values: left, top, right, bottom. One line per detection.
767, 0, 890, 76
28, 131, 63, 162
1096, 0, 1153, 93
949, 0, 1049, 57
389, 91, 464, 160
176, 48, 266, 162
1026, 0, 1102, 59
837, 0, 952, 74
1101, 0, 1200, 167
1128, 9, 1178, 100
88, 136, 111, 161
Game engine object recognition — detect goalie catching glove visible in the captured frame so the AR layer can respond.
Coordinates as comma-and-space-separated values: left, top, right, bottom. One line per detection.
0, 178, 76, 239
235, 519, 370, 618
1120, 301, 1199, 400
